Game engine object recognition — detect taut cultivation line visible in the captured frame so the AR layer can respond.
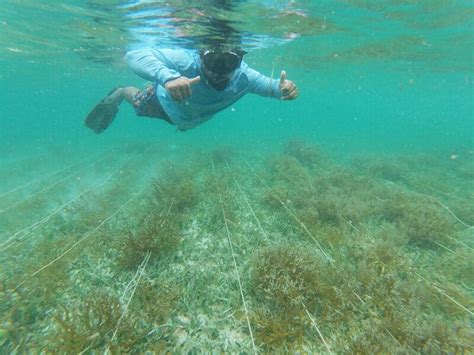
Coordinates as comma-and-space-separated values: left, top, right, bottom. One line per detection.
15, 171, 152, 290
0, 146, 116, 198
0, 151, 115, 213
241, 155, 473, 318
212, 159, 257, 354
0, 147, 152, 252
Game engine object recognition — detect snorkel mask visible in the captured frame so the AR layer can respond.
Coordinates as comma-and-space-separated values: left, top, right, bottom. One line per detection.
200, 48, 246, 90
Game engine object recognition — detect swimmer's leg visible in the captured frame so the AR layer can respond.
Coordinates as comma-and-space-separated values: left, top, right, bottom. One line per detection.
84, 87, 139, 134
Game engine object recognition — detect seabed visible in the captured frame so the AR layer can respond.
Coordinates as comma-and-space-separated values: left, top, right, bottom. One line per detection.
1, 139, 473, 353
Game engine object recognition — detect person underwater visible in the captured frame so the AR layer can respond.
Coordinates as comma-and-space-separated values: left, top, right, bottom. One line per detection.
85, 46, 298, 133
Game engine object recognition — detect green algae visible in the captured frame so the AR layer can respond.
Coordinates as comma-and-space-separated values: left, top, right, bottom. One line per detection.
1, 141, 472, 353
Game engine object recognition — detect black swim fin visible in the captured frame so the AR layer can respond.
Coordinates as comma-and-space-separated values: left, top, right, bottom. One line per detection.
84, 87, 121, 134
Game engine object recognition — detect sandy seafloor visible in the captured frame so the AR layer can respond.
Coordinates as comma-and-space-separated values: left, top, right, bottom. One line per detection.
1, 138, 473, 352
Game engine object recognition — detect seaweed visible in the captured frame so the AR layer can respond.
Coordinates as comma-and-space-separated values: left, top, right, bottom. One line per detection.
250, 243, 325, 314
118, 212, 180, 270
2, 141, 472, 353
51, 291, 146, 353
352, 155, 409, 181
261, 185, 289, 209
397, 198, 455, 248
132, 279, 180, 326
0, 286, 42, 352
313, 194, 343, 226
267, 154, 311, 185
251, 308, 307, 349
400, 200, 454, 246
152, 173, 199, 213
249, 243, 344, 351
210, 145, 236, 165
383, 192, 455, 247
284, 139, 324, 167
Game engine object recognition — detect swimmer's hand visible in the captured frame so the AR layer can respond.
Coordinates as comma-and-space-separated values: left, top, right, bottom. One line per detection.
279, 71, 298, 100
165, 76, 201, 102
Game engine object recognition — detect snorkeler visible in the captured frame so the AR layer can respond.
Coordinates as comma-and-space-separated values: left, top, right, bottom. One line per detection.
85, 47, 298, 133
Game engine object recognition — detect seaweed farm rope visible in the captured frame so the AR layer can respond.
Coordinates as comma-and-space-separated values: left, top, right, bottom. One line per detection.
0, 146, 116, 198
223, 160, 270, 243
415, 272, 473, 316
0, 151, 115, 213
343, 214, 474, 316
212, 160, 257, 354
225, 159, 336, 351
446, 235, 473, 251
105, 251, 151, 353
105, 201, 173, 354
15, 183, 149, 289
382, 180, 473, 229
240, 156, 333, 262
241, 155, 471, 347
0, 147, 152, 251
220, 194, 257, 355
276, 196, 333, 262
0, 156, 128, 250
301, 301, 333, 354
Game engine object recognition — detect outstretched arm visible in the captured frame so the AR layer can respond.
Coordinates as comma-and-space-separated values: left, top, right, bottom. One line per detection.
126, 49, 182, 85
126, 48, 200, 102
246, 67, 298, 100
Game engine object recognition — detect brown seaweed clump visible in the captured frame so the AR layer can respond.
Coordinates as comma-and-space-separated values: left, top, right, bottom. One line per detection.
51, 292, 146, 353
251, 244, 324, 313
210, 145, 236, 165
400, 200, 454, 246
118, 214, 180, 270
284, 139, 324, 167
383, 192, 455, 247
249, 243, 335, 349
152, 174, 199, 213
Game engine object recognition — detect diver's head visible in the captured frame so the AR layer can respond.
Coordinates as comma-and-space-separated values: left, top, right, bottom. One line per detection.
200, 47, 246, 91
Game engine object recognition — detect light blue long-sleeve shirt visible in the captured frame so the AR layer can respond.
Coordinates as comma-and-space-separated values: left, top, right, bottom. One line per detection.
126, 48, 282, 130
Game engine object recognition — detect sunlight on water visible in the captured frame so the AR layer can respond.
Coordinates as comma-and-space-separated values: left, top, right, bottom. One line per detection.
2, 0, 473, 70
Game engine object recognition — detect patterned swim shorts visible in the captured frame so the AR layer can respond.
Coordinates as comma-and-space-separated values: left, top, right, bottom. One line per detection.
133, 86, 173, 124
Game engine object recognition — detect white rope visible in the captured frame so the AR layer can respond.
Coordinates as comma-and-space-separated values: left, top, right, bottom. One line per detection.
382, 180, 472, 229
212, 161, 257, 354
241, 156, 332, 262
415, 272, 473, 316
0, 146, 115, 198
224, 161, 269, 243
227, 158, 336, 352
1, 146, 153, 251
16, 184, 148, 289
106, 251, 151, 352
0, 151, 115, 213
220, 195, 257, 354
301, 301, 333, 354
446, 235, 473, 251
1, 160, 122, 251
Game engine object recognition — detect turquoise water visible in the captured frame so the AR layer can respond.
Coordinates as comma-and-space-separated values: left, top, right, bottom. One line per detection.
1, 1, 473, 353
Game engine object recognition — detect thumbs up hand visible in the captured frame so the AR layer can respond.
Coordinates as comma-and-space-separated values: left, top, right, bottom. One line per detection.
165, 75, 201, 102
279, 70, 298, 100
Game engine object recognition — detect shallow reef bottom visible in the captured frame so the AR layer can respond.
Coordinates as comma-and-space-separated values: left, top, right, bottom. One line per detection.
1, 139, 473, 353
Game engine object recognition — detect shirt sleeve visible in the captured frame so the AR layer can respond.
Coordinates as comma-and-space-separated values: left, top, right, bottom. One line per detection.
245, 66, 282, 99
126, 49, 183, 86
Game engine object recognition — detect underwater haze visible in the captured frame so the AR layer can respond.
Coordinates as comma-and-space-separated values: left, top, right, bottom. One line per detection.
1, 0, 473, 353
